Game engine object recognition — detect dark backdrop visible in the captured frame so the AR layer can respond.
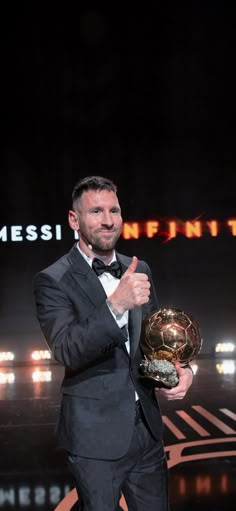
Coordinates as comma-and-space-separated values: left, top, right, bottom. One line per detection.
1, 4, 236, 360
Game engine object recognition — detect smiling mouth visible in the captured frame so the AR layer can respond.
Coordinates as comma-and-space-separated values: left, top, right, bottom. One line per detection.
99, 230, 115, 235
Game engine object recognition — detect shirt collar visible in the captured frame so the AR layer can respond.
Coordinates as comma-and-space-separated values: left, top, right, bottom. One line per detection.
76, 242, 117, 267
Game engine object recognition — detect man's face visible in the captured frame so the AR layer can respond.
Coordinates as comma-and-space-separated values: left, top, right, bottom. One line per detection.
71, 189, 123, 254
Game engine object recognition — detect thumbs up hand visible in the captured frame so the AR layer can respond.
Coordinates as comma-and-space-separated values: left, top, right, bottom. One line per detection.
123, 256, 139, 275
106, 256, 150, 315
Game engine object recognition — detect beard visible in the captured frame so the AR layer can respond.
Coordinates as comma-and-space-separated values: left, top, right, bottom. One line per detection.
89, 229, 121, 253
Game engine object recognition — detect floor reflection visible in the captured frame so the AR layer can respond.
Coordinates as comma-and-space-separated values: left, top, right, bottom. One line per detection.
0, 477, 73, 510
0, 358, 235, 510
169, 457, 236, 511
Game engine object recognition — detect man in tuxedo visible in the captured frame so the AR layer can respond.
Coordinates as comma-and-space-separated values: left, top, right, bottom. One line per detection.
33, 175, 193, 511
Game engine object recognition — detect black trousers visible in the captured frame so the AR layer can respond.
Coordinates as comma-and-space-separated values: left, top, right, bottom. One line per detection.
67, 401, 169, 511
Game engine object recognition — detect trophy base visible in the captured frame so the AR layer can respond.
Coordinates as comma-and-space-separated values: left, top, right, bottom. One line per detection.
139, 359, 179, 388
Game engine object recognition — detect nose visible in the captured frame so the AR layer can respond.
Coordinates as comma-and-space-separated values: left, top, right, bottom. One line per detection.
101, 211, 114, 227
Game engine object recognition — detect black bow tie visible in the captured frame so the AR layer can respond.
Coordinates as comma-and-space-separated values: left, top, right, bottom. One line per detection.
92, 258, 122, 279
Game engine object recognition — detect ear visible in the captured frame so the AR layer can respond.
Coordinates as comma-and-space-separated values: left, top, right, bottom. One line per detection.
68, 210, 79, 231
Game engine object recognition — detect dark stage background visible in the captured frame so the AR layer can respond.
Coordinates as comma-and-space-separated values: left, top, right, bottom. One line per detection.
1, 4, 236, 361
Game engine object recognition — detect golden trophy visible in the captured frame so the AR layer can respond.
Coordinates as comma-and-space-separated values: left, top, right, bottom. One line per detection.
139, 307, 203, 387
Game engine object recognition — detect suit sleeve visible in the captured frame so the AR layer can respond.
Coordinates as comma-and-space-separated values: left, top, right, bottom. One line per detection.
33, 272, 128, 371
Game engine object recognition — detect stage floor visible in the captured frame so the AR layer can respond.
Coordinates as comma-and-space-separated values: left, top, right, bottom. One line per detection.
0, 357, 235, 511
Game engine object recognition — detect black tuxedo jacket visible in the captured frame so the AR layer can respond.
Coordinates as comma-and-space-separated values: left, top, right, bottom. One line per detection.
33, 243, 164, 459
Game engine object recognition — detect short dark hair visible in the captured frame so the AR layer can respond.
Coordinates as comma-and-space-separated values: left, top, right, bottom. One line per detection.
72, 176, 117, 208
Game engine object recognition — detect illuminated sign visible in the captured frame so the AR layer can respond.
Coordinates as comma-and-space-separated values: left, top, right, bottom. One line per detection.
122, 218, 236, 241
0, 225, 62, 242
1, 218, 236, 242
0, 483, 72, 508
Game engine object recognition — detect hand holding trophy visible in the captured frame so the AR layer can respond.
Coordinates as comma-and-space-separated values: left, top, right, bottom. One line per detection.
139, 307, 203, 388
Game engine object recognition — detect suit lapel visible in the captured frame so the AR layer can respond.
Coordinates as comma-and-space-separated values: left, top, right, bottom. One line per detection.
68, 244, 107, 307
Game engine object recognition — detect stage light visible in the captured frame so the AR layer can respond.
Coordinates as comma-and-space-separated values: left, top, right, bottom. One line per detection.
31, 350, 52, 361
32, 369, 52, 382
0, 351, 15, 362
0, 371, 15, 384
216, 361, 235, 375
214, 342, 235, 356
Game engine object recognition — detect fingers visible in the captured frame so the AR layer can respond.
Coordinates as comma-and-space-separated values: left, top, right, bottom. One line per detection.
123, 257, 149, 282
154, 365, 193, 400
123, 257, 148, 282
124, 256, 138, 275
